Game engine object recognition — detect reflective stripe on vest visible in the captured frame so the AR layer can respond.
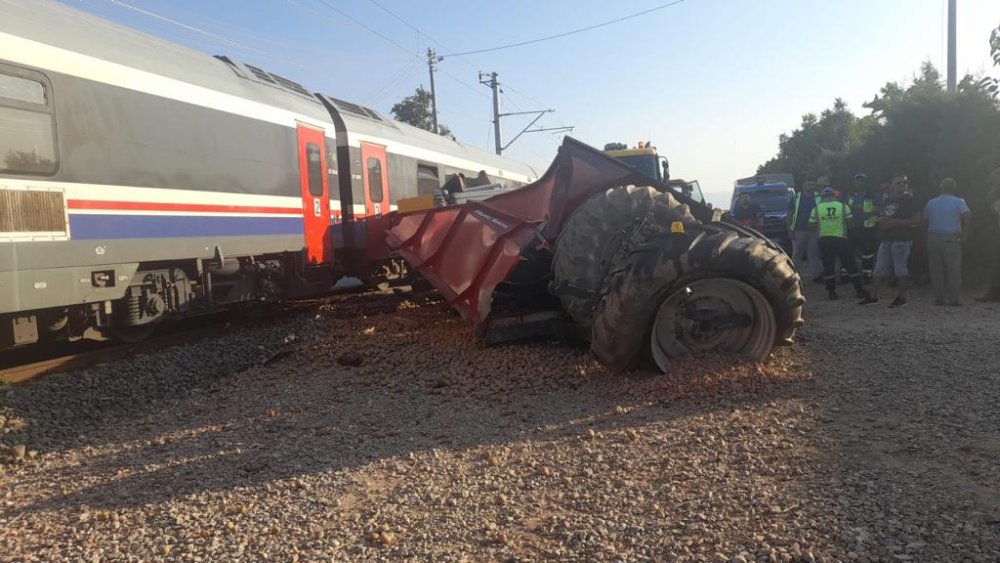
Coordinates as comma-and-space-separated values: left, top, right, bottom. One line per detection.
791, 192, 821, 227
849, 195, 877, 228
814, 201, 850, 238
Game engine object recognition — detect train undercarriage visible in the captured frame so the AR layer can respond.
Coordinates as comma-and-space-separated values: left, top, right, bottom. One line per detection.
0, 252, 335, 351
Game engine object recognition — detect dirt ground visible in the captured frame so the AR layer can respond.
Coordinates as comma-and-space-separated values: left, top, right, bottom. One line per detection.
1, 284, 998, 562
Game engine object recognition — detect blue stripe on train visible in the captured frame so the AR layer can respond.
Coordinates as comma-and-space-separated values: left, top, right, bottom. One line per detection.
69, 214, 306, 239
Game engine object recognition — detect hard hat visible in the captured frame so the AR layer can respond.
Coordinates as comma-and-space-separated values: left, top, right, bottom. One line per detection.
854, 172, 867, 180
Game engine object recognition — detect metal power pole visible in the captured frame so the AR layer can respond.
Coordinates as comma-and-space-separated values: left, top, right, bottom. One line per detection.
947, 0, 957, 93
480, 71, 502, 154
427, 48, 442, 134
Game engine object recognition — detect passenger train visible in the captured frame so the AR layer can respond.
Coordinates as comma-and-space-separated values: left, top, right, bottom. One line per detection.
0, 0, 539, 350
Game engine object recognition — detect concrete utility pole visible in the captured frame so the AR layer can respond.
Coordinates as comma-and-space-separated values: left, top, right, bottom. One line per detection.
479, 71, 574, 155
427, 48, 442, 134
947, 0, 957, 93
479, 71, 502, 154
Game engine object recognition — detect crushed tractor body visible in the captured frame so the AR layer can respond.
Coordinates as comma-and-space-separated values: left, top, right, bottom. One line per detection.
386, 137, 803, 371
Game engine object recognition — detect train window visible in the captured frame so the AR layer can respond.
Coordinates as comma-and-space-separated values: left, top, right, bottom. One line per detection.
367, 157, 383, 203
0, 73, 45, 105
0, 107, 57, 175
417, 164, 439, 195
306, 143, 323, 196
0, 70, 57, 176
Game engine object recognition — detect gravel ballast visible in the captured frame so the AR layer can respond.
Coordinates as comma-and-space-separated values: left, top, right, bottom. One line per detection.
1, 288, 998, 562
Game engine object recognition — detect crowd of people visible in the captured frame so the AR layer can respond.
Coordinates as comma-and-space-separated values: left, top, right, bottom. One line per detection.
785, 170, 1000, 307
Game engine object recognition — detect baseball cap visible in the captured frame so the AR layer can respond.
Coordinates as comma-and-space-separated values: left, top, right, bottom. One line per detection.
821, 187, 835, 196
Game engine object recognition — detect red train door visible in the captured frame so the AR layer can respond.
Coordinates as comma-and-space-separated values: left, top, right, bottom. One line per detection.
360, 142, 390, 217
296, 124, 332, 265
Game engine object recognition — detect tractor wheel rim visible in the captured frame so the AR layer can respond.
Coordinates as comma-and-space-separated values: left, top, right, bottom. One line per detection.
650, 278, 776, 371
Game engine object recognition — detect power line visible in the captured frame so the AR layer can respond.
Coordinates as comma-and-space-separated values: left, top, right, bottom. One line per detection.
101, 0, 310, 70
364, 60, 423, 102
360, 0, 574, 136
437, 67, 490, 99
133, 0, 299, 49
285, 0, 568, 147
366, 0, 421, 35
364, 0, 479, 71
290, 0, 488, 101
448, 0, 686, 57
309, 0, 417, 57
104, 0, 271, 55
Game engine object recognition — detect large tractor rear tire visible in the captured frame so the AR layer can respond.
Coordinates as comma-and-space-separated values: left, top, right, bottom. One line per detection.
551, 186, 695, 326
590, 229, 804, 372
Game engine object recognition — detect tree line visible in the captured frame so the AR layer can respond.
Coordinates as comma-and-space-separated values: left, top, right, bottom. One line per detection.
757, 23, 1000, 272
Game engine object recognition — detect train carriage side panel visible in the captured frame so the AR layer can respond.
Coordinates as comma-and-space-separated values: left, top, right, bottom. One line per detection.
0, 64, 316, 312
0, 1, 345, 346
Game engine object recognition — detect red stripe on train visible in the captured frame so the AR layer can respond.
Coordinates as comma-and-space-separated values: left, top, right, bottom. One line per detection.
67, 199, 306, 215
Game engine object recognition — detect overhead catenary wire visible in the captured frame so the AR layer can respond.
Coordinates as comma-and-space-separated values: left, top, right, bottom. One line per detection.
359, 0, 570, 143
447, 0, 686, 57
364, 60, 421, 100
310, 0, 419, 57
129, 0, 299, 49
101, 0, 570, 155
100, 0, 315, 71
284, 0, 488, 101
366, 61, 425, 103
104, 0, 272, 57
366, 0, 421, 35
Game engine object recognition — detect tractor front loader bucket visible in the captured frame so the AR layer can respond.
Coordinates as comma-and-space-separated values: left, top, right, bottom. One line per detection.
386, 137, 665, 330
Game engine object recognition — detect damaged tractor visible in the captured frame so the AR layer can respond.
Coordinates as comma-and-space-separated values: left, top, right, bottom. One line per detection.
387, 138, 804, 372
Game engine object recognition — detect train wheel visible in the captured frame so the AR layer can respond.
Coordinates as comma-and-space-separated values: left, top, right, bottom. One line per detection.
111, 322, 158, 344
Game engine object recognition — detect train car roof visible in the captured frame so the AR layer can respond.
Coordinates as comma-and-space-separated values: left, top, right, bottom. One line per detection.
2, 0, 540, 178
1, 0, 332, 123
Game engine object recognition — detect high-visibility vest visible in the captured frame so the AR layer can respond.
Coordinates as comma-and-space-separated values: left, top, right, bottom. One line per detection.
849, 194, 878, 228
791, 192, 821, 228
810, 201, 852, 238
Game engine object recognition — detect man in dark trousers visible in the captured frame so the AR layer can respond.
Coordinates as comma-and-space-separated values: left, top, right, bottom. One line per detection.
847, 172, 881, 281
810, 187, 868, 300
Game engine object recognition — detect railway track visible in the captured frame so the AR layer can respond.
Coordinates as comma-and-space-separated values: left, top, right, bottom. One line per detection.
0, 323, 236, 385
0, 284, 431, 386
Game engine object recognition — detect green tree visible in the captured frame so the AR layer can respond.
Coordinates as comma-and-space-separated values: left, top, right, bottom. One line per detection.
758, 59, 1000, 274
757, 98, 874, 187
390, 86, 453, 139
992, 21, 1000, 67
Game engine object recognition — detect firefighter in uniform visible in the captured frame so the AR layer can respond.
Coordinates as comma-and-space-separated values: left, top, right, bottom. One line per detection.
847, 173, 881, 282
810, 187, 869, 301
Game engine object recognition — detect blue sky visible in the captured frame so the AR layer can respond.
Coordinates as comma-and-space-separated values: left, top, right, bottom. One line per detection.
65, 0, 1000, 208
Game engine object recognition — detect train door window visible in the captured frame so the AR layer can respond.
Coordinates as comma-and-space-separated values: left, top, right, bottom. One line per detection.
416, 164, 439, 195
367, 157, 383, 203
306, 143, 324, 196
0, 69, 57, 176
